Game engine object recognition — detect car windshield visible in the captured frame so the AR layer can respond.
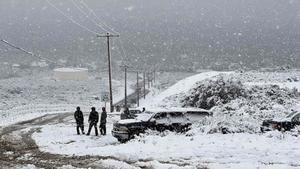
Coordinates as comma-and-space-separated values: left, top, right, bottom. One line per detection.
286, 112, 298, 118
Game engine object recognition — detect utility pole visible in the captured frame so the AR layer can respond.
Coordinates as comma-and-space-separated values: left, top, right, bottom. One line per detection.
120, 64, 130, 108
153, 70, 156, 83
143, 72, 146, 99
149, 71, 153, 87
124, 66, 128, 107
136, 71, 139, 107
97, 33, 119, 112
147, 72, 151, 88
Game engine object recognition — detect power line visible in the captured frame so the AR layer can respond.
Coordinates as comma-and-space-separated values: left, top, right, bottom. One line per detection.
0, 39, 64, 66
70, 0, 110, 33
77, 0, 144, 69
79, 0, 120, 35
73, 0, 129, 65
117, 38, 128, 64
45, 0, 99, 35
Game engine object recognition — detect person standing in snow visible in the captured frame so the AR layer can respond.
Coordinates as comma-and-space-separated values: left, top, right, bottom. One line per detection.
99, 107, 107, 135
74, 106, 85, 135
86, 107, 99, 136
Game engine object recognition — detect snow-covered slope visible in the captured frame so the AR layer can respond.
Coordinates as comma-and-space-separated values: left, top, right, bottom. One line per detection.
143, 70, 300, 133
141, 71, 232, 108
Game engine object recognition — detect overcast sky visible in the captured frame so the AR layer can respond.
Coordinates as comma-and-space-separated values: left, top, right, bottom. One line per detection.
0, 0, 299, 70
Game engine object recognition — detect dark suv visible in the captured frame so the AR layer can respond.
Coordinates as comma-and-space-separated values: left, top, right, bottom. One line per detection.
261, 111, 300, 132
112, 108, 211, 142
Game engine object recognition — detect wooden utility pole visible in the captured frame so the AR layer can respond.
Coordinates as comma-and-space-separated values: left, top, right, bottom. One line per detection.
97, 33, 119, 112
143, 72, 146, 99
120, 64, 130, 108
147, 72, 151, 88
136, 71, 139, 107
124, 66, 128, 107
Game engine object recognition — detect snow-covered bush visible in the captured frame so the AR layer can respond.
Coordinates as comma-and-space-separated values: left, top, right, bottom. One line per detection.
182, 76, 246, 109
181, 75, 300, 133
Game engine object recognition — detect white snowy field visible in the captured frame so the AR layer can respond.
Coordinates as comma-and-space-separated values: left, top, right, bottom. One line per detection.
0, 71, 192, 127
0, 71, 135, 127
30, 70, 300, 169
32, 114, 300, 169
2, 70, 300, 168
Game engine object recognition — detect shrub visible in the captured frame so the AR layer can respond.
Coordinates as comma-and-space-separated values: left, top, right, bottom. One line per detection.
181, 75, 300, 133
182, 76, 246, 109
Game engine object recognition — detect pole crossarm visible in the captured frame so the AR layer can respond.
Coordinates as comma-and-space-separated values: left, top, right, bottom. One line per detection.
97, 33, 120, 38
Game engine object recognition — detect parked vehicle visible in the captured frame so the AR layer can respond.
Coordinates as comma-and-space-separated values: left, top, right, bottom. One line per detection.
261, 111, 300, 132
112, 108, 212, 142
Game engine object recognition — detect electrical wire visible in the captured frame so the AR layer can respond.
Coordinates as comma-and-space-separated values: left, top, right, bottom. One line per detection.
76, 0, 134, 68
79, 0, 120, 35
0, 39, 64, 66
70, 0, 109, 33
45, 0, 99, 35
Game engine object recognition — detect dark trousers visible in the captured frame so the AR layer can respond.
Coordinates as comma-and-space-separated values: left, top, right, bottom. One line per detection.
100, 124, 106, 135
87, 123, 98, 136
76, 123, 85, 135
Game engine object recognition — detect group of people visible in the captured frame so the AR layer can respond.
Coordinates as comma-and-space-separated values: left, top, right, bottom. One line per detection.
74, 106, 107, 136
74, 106, 146, 136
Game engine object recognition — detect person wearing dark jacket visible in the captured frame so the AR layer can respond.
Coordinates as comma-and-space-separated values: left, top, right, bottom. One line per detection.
99, 107, 107, 135
74, 107, 85, 135
86, 107, 99, 136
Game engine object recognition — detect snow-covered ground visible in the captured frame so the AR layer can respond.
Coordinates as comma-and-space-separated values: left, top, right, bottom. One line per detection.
2, 70, 300, 168
30, 70, 300, 169
0, 72, 134, 126
33, 115, 300, 169
0, 71, 192, 127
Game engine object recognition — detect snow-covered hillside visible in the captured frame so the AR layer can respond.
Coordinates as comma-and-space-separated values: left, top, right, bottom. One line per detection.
143, 70, 300, 134
140, 71, 233, 108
